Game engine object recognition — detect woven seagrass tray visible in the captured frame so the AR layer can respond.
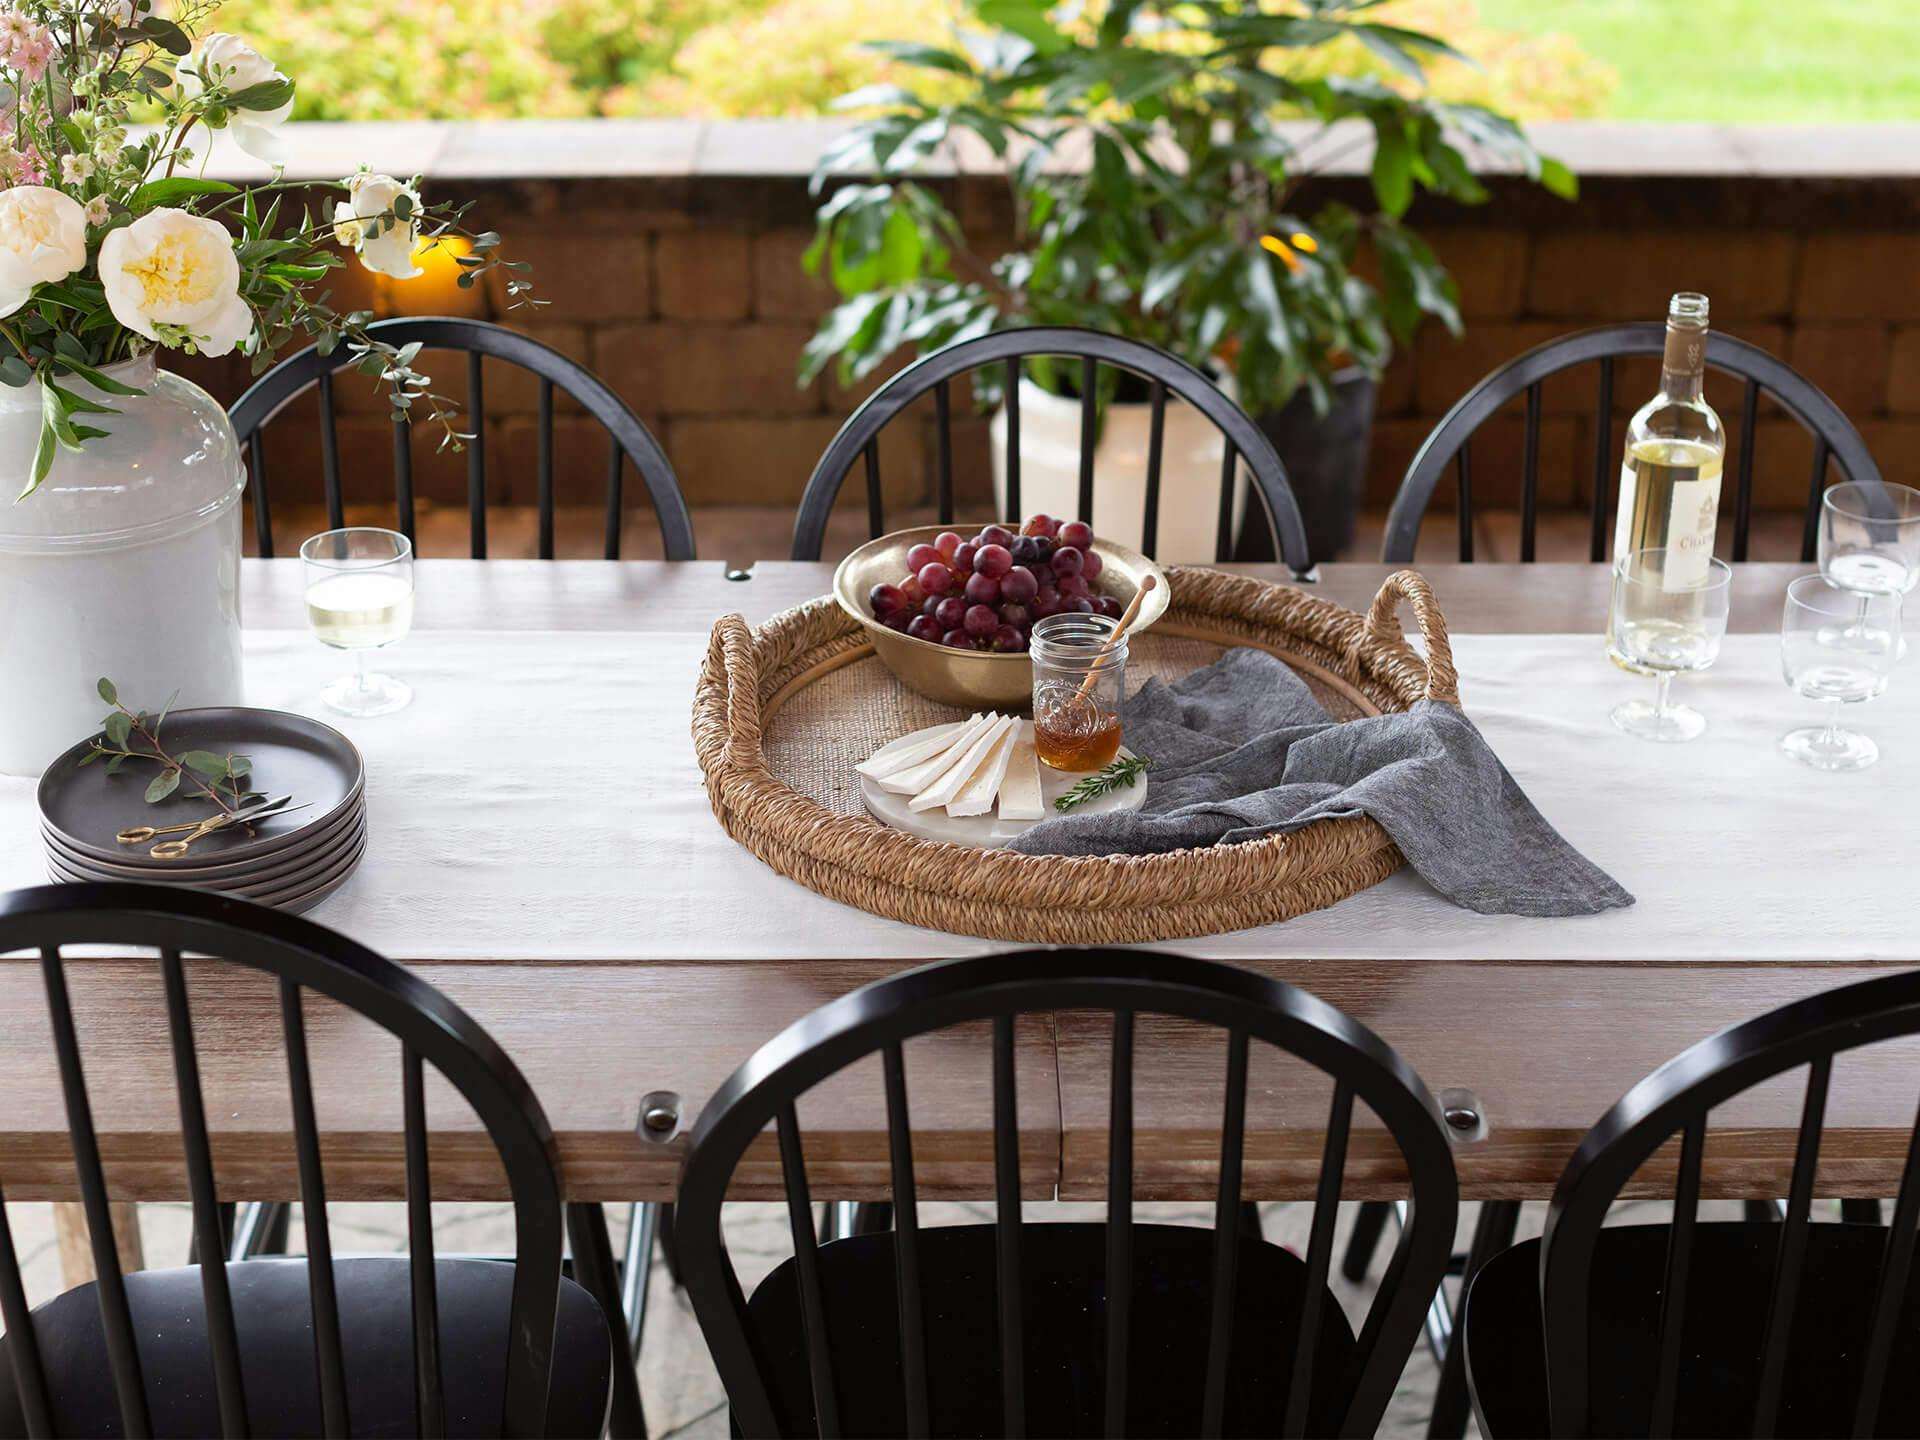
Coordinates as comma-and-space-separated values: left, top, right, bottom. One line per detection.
693, 566, 1459, 943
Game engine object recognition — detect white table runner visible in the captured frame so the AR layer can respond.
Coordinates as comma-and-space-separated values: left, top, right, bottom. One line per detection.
3, 629, 1911, 962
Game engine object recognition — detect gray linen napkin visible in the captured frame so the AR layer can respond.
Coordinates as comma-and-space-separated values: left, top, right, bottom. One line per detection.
1009, 647, 1633, 917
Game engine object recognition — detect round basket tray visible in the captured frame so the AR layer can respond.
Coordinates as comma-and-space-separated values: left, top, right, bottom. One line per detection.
694, 566, 1459, 943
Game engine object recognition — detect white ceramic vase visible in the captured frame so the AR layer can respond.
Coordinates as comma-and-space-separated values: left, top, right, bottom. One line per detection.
0, 354, 246, 776
988, 378, 1249, 562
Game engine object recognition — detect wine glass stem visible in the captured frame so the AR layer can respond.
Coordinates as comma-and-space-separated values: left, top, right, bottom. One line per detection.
1652, 670, 1674, 719
1822, 696, 1841, 747
354, 647, 369, 695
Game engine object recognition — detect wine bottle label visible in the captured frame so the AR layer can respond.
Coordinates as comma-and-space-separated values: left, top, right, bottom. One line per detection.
1615, 454, 1723, 589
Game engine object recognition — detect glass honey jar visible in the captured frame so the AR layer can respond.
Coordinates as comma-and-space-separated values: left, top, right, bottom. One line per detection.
1030, 612, 1127, 771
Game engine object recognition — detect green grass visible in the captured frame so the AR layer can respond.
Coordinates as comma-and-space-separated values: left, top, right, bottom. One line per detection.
1476, 0, 1920, 122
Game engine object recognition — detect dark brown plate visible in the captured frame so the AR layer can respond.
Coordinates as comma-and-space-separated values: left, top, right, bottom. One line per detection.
38, 709, 363, 869
41, 794, 364, 881
47, 809, 367, 892
47, 818, 367, 905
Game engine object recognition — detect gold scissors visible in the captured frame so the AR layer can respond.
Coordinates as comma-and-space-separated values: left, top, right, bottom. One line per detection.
117, 794, 307, 859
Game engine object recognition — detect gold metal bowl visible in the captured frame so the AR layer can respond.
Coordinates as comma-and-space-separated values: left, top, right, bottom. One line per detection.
832, 525, 1172, 710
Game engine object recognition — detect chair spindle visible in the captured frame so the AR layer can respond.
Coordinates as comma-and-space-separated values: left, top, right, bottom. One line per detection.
1140, 380, 1167, 560
882, 1043, 930, 1437
1852, 1091, 1920, 1436
1456, 447, 1474, 563
863, 440, 883, 541
1200, 1029, 1250, 1439
280, 979, 350, 1437
1733, 378, 1759, 563
992, 1015, 1027, 1438
1648, 1118, 1705, 1435
161, 948, 250, 1438
41, 947, 152, 1438
604, 439, 624, 561
1752, 1055, 1832, 1435
318, 371, 345, 533
1520, 382, 1542, 563
0, 1178, 52, 1435
1588, 358, 1615, 562
934, 380, 954, 528
404, 1048, 446, 1437
1077, 357, 1097, 526
1214, 441, 1238, 564
1004, 359, 1022, 521
247, 429, 274, 558
466, 354, 487, 559
537, 379, 555, 560
1104, 1009, 1134, 1438
392, 415, 416, 547
1284, 1082, 1352, 1438
1799, 437, 1830, 564
777, 1105, 840, 1436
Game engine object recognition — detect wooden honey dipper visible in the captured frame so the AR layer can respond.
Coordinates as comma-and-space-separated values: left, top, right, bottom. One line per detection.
1075, 574, 1156, 699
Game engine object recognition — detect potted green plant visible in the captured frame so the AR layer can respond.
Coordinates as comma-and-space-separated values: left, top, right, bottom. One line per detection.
798, 0, 1574, 562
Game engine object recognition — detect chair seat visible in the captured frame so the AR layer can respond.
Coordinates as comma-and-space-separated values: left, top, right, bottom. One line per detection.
1463, 1221, 1920, 1438
0, 1255, 612, 1438
745, 1221, 1356, 1437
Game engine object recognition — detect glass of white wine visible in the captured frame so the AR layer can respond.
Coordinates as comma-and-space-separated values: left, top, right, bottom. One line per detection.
301, 528, 415, 717
1780, 575, 1899, 771
1818, 481, 1920, 657
1609, 547, 1732, 742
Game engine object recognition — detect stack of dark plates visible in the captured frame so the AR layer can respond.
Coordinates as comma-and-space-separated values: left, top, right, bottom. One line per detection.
38, 709, 366, 914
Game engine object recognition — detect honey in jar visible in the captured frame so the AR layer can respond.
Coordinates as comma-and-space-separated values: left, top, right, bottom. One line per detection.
1030, 612, 1128, 771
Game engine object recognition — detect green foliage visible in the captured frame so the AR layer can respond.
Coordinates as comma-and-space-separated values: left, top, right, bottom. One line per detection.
800, 0, 1576, 415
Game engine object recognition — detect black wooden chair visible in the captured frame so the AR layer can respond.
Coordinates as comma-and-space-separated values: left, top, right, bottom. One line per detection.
677, 948, 1458, 1438
1461, 967, 1920, 1437
0, 883, 615, 1438
1382, 323, 1882, 564
231, 317, 695, 560
788, 327, 1316, 576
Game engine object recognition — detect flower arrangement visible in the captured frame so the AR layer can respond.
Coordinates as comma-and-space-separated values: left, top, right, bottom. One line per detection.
0, 0, 532, 499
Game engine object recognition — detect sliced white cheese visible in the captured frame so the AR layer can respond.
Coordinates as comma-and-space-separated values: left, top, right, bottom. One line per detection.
910, 715, 1013, 812
946, 721, 1017, 817
856, 720, 968, 780
877, 713, 996, 795
996, 722, 1044, 821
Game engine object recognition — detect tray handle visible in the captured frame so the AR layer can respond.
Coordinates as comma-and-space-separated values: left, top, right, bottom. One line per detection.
703, 614, 767, 771
1354, 570, 1459, 706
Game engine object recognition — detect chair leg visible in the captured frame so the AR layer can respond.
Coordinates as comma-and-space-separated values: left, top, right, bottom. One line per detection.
1428, 1201, 1521, 1440
1343, 1200, 1391, 1282
655, 1203, 682, 1288
567, 1202, 648, 1440
1842, 1198, 1884, 1224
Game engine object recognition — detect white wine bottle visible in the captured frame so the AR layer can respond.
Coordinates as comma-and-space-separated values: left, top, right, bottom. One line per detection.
1607, 292, 1726, 672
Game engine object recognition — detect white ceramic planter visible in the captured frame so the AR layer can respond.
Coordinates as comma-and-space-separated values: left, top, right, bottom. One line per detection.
988, 378, 1247, 561
0, 355, 246, 776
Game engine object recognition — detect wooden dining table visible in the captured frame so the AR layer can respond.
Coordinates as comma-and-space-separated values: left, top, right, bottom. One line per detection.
3, 557, 1915, 1259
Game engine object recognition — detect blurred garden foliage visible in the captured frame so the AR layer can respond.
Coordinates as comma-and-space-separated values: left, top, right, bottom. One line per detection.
201, 0, 1614, 121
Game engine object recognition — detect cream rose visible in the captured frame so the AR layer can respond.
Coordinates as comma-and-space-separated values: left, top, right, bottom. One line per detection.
0, 185, 87, 317
178, 33, 293, 164
333, 172, 421, 279
98, 207, 253, 356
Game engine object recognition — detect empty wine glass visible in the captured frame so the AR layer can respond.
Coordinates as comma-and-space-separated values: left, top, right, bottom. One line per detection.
1780, 575, 1900, 771
1609, 548, 1732, 742
301, 528, 415, 717
1819, 481, 1920, 657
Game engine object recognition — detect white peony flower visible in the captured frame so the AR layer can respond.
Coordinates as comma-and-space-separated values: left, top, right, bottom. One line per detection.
177, 33, 293, 165
98, 207, 253, 356
0, 185, 88, 317
333, 172, 421, 279
59, 153, 93, 184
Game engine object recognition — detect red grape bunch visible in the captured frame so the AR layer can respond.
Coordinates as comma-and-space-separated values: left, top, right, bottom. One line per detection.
867, 515, 1123, 652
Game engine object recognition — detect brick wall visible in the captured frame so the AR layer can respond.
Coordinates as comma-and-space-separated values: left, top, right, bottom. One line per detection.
177, 123, 1920, 558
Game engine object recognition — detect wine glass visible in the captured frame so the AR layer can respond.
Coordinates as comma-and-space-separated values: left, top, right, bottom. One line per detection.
1818, 481, 1920, 657
300, 528, 415, 717
1780, 575, 1900, 771
1609, 547, 1732, 742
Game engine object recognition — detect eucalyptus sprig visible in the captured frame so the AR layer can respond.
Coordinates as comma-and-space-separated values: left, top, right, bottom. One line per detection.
1054, 753, 1152, 813
76, 676, 257, 808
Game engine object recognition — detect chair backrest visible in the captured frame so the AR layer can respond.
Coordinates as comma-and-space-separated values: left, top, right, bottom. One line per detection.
1382, 323, 1882, 564
788, 327, 1315, 575
0, 883, 568, 1438
230, 317, 695, 561
1536, 967, 1920, 1437
677, 948, 1458, 1438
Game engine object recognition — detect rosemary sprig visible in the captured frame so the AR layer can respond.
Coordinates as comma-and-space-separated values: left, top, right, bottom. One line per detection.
1054, 754, 1152, 812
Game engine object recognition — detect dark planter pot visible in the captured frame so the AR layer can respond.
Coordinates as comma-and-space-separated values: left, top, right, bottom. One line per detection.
1239, 368, 1377, 565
